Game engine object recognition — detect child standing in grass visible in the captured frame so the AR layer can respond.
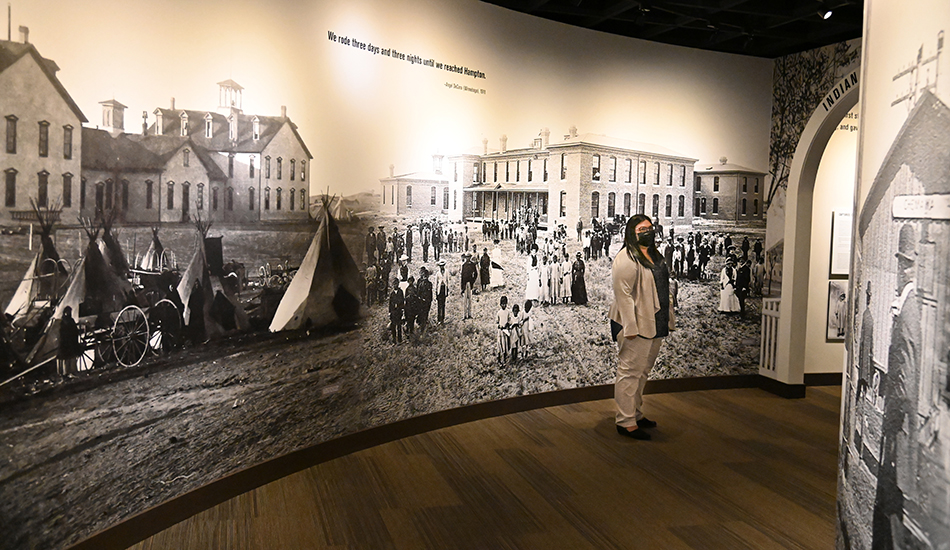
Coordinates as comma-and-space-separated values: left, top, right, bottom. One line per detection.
496, 296, 511, 364
520, 300, 534, 357
509, 303, 522, 363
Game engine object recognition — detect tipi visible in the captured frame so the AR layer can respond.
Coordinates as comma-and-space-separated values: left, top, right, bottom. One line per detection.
270, 198, 362, 331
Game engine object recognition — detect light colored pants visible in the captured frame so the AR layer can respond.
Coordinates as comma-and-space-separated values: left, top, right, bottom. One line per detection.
615, 335, 664, 427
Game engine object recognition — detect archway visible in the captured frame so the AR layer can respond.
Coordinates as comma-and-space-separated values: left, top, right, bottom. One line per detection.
767, 70, 860, 387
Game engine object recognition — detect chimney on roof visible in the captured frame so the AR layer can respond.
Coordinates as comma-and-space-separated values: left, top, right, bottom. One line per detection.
142, 111, 148, 136
540, 128, 550, 149
389, 164, 394, 178
569, 125, 578, 138
500, 135, 507, 153
281, 105, 287, 118
18, 25, 28, 44
170, 97, 175, 110
719, 156, 728, 165
482, 138, 488, 155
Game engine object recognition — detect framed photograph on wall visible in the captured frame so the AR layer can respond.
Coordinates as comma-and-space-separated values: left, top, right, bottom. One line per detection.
826, 279, 848, 342
829, 211, 853, 278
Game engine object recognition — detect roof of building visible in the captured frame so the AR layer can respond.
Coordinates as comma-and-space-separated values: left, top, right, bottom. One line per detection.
149, 108, 312, 159
381, 170, 450, 183
547, 133, 696, 161
0, 40, 87, 123
83, 128, 228, 181
695, 162, 766, 175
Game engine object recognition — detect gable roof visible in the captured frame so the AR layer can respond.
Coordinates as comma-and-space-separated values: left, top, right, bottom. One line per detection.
82, 128, 164, 172
149, 108, 312, 159
0, 40, 87, 123
548, 133, 696, 161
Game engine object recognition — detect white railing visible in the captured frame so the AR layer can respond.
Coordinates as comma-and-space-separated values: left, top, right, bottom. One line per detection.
760, 298, 781, 372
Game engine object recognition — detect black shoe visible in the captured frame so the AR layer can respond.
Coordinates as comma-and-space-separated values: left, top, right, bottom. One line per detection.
616, 425, 651, 440
636, 417, 657, 429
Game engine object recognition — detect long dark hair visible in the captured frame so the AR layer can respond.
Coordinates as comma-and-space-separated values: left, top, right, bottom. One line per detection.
623, 214, 661, 267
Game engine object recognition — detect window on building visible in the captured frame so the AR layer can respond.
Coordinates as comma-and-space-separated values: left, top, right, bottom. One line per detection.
121, 180, 129, 210
505, 161, 510, 182
528, 160, 533, 182
264, 187, 271, 210
654, 162, 660, 185
454, 162, 458, 182
607, 192, 616, 217
228, 115, 237, 141
212, 187, 219, 211
290, 159, 295, 181
516, 161, 521, 182
742, 198, 747, 215
226, 187, 233, 211
639, 160, 647, 185
80, 177, 86, 209
143, 180, 152, 210
493, 162, 498, 182
300, 189, 305, 211
289, 188, 295, 211
36, 171, 49, 207
63, 125, 73, 160
197, 183, 204, 210
625, 159, 632, 183
443, 188, 449, 209
249, 187, 255, 211
700, 197, 707, 214
668, 164, 673, 185
453, 190, 457, 210
38, 121, 49, 157
482, 162, 487, 183
473, 163, 479, 183
591, 191, 599, 218
5, 115, 17, 154
560, 153, 567, 179
540, 193, 548, 215
712, 197, 719, 214
678, 195, 685, 217
228, 154, 234, 178
182, 148, 190, 168
167, 182, 174, 209
754, 178, 759, 193
181, 183, 190, 215
180, 113, 188, 136
665, 195, 672, 217
276, 188, 282, 210
638, 193, 645, 215
559, 190, 566, 217
743, 177, 748, 192
276, 158, 282, 180
624, 193, 631, 216
62, 173, 73, 207
652, 194, 659, 217
696, 198, 702, 215
249, 157, 255, 178
95, 182, 104, 211
695, 176, 702, 192
300, 161, 305, 181
680, 165, 686, 186
265, 156, 271, 179
543, 158, 548, 181
754, 199, 759, 214
205, 115, 213, 138
105, 179, 114, 210
592, 154, 601, 181
407, 185, 412, 207
713, 176, 720, 192
431, 186, 437, 206
252, 118, 260, 141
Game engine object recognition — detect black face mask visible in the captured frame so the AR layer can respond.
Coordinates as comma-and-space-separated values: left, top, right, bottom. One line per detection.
637, 229, 656, 247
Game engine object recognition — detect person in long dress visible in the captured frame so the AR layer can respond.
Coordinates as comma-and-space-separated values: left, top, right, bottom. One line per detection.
550, 254, 561, 303
490, 240, 505, 289
540, 255, 552, 305
571, 252, 588, 305
718, 258, 741, 313
561, 252, 572, 304
496, 296, 511, 363
525, 245, 541, 303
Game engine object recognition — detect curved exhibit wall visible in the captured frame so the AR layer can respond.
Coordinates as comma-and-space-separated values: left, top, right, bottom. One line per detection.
837, 0, 950, 547
1, 1, 775, 548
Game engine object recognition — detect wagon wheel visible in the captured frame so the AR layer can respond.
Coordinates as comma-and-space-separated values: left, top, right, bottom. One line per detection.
75, 331, 98, 372
112, 305, 149, 367
148, 299, 181, 355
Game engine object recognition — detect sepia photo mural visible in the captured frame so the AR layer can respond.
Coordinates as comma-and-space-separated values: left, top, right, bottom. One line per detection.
837, 0, 950, 547
0, 0, 814, 547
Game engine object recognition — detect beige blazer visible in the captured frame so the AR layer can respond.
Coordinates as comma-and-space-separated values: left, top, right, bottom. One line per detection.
609, 250, 663, 339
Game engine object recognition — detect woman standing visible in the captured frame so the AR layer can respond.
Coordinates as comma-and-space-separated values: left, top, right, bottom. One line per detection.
609, 214, 672, 441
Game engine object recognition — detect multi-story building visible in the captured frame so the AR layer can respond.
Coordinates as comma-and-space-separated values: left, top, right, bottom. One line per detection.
79, 80, 312, 224
383, 127, 698, 231
0, 30, 86, 226
693, 160, 766, 226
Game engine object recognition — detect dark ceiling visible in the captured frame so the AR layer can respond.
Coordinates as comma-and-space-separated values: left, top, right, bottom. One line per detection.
480, 0, 864, 58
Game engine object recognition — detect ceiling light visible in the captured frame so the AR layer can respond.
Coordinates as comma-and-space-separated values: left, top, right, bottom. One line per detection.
818, 8, 833, 19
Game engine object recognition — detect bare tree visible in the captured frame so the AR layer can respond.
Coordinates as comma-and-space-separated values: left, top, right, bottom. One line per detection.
766, 41, 860, 210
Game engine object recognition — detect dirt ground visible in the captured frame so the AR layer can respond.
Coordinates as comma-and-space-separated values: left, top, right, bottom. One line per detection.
0, 221, 763, 550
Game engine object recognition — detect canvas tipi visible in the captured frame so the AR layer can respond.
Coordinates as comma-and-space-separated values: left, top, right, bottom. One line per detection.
269, 199, 362, 332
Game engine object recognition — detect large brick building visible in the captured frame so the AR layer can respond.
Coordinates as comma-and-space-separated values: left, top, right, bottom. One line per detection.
692, 160, 766, 226
0, 30, 86, 226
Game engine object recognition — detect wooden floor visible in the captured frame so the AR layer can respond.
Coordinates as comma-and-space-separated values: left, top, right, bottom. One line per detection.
128, 386, 841, 550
